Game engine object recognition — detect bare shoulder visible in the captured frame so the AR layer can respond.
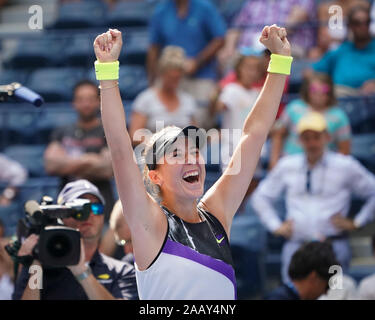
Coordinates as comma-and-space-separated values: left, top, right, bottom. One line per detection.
127, 196, 168, 271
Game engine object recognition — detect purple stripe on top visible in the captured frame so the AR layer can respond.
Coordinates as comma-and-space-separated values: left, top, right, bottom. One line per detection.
162, 239, 237, 299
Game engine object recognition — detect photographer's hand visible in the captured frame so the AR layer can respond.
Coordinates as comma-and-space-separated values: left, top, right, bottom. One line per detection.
18, 234, 39, 257
67, 239, 86, 276
18, 235, 41, 300
68, 240, 116, 300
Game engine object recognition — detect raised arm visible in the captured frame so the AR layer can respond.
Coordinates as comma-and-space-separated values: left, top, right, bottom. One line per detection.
200, 25, 292, 235
93, 30, 166, 270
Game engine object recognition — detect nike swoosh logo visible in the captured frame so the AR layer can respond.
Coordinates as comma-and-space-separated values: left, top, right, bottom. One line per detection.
216, 236, 225, 244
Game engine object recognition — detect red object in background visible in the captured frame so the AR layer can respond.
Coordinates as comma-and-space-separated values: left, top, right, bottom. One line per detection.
219, 71, 290, 119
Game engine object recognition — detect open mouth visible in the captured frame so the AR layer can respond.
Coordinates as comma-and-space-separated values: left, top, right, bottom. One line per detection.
182, 170, 200, 184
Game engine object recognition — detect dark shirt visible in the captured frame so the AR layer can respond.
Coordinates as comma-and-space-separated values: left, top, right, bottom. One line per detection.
12, 250, 138, 300
50, 122, 115, 219
265, 283, 300, 300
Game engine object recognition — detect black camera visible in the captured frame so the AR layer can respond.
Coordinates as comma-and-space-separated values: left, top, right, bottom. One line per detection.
15, 196, 92, 268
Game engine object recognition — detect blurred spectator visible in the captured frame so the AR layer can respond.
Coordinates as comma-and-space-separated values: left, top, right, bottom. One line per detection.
219, 48, 289, 119
251, 112, 375, 283
311, 5, 375, 97
130, 46, 198, 145
309, 0, 370, 60
147, 0, 226, 129
269, 72, 351, 169
219, 47, 264, 89
357, 235, 375, 299
0, 154, 28, 207
44, 80, 114, 220
0, 219, 14, 300
215, 48, 261, 172
100, 200, 134, 265
265, 241, 338, 300
219, 0, 316, 62
13, 180, 138, 300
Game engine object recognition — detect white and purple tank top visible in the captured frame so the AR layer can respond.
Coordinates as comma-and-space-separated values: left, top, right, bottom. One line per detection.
135, 205, 237, 300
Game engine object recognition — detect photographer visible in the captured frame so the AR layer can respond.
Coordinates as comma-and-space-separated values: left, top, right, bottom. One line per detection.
12, 179, 138, 300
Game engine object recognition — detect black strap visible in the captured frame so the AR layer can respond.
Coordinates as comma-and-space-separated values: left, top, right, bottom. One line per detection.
5, 240, 35, 282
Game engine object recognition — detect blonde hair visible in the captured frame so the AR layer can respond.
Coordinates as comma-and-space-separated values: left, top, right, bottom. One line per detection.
158, 46, 186, 74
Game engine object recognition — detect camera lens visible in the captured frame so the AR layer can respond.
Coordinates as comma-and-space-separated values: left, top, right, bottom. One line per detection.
46, 233, 72, 258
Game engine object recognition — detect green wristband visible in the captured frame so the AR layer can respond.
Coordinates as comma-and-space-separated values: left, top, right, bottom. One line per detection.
95, 60, 119, 80
267, 54, 293, 75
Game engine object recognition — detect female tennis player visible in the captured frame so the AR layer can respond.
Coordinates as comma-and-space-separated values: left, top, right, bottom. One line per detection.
93, 25, 292, 300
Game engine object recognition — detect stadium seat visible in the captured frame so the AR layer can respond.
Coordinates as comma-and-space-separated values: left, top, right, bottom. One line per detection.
262, 196, 287, 278
4, 144, 47, 177
339, 96, 375, 134
348, 264, 375, 284
4, 109, 39, 145
217, 0, 246, 23
4, 35, 63, 69
27, 68, 86, 102
0, 202, 22, 237
62, 34, 97, 67
36, 108, 77, 144
230, 200, 267, 298
118, 65, 148, 99
0, 69, 29, 87
288, 59, 312, 94
107, 1, 153, 27
351, 133, 375, 173
119, 29, 148, 65
204, 170, 221, 192
52, 1, 107, 29
17, 177, 61, 214
230, 204, 266, 251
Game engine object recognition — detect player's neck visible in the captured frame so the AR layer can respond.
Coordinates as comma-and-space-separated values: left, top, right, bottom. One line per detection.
161, 198, 201, 223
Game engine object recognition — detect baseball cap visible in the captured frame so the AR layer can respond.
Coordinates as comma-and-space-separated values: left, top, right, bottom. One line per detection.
296, 112, 327, 135
238, 46, 263, 57
57, 179, 105, 205
145, 125, 207, 170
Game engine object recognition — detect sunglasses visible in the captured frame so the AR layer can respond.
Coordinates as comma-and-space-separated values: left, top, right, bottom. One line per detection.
90, 203, 104, 215
72, 203, 104, 221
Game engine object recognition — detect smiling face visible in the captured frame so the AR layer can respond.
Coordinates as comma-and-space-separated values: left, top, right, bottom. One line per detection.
148, 136, 206, 203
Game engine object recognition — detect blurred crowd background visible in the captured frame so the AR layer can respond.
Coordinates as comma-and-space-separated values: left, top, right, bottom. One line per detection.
0, 0, 375, 300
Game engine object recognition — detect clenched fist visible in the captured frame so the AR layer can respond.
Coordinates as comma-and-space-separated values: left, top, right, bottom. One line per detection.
93, 29, 123, 63
259, 24, 291, 56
